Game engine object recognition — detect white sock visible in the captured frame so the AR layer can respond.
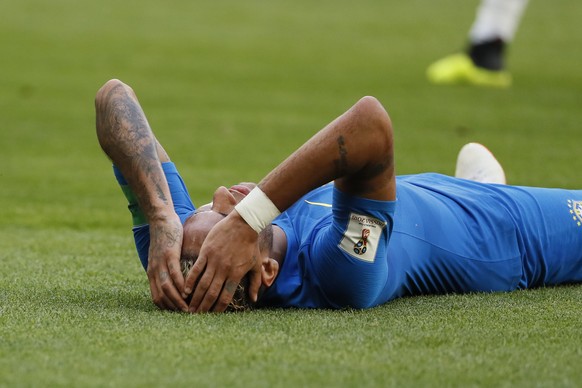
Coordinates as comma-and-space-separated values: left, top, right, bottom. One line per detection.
469, 0, 530, 44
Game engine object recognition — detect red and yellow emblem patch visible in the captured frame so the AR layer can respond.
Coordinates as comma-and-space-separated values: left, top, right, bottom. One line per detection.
339, 213, 386, 262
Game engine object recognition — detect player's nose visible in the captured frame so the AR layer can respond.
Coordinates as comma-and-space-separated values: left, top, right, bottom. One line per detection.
211, 186, 237, 215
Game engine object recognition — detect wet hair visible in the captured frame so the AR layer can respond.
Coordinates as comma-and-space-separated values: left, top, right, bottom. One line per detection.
180, 256, 253, 312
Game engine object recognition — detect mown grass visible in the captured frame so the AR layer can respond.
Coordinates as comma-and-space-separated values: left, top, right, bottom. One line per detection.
1, 0, 581, 386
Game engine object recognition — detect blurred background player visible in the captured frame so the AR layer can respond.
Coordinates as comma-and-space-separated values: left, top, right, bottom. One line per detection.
427, 0, 529, 88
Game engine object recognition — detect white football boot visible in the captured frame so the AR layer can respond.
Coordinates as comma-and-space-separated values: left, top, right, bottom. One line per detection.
455, 142, 506, 184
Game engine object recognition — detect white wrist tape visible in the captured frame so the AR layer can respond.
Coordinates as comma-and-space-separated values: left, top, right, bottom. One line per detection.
234, 187, 281, 234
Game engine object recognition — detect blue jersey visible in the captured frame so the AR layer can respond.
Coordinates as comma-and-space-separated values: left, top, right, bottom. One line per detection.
260, 174, 582, 309
115, 164, 582, 309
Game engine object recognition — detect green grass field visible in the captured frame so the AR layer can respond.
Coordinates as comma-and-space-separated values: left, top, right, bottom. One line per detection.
1, 0, 582, 386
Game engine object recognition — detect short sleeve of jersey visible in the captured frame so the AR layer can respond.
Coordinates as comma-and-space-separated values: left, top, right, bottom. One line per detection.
307, 188, 396, 308
114, 162, 196, 271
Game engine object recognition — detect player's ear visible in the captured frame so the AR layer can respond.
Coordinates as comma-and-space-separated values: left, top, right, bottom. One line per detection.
261, 258, 279, 287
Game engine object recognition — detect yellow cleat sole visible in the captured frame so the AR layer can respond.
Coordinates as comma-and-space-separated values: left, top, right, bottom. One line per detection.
427, 54, 512, 88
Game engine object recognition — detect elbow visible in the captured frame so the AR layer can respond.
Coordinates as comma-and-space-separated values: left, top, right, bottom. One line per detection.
356, 96, 392, 128
95, 79, 136, 119
95, 79, 135, 149
354, 96, 393, 155
95, 79, 124, 111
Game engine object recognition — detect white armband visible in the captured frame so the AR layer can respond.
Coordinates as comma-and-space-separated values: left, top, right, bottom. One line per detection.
234, 187, 281, 234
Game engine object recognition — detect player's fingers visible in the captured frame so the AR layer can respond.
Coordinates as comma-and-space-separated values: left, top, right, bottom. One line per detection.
159, 271, 188, 312
184, 255, 207, 296
159, 293, 179, 311
211, 279, 238, 313
188, 264, 215, 313
197, 275, 229, 312
158, 259, 188, 311
168, 260, 185, 297
147, 270, 165, 309
148, 267, 180, 311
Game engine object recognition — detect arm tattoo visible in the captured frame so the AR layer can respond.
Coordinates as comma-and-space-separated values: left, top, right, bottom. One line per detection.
101, 84, 169, 213
164, 227, 180, 248
334, 135, 349, 176
224, 280, 238, 295
148, 223, 181, 264
359, 157, 391, 180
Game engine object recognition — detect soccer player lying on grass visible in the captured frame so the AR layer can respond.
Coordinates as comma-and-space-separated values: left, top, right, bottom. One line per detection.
96, 79, 582, 313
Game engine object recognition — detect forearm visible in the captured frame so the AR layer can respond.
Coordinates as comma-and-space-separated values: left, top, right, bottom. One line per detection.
95, 80, 174, 222
259, 96, 395, 211
95, 79, 189, 311
187, 96, 394, 312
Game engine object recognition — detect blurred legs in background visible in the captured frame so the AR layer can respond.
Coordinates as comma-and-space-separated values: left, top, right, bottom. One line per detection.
427, 0, 529, 88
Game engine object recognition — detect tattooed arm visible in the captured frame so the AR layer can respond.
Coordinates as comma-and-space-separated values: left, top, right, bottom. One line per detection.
186, 96, 396, 312
95, 79, 188, 312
